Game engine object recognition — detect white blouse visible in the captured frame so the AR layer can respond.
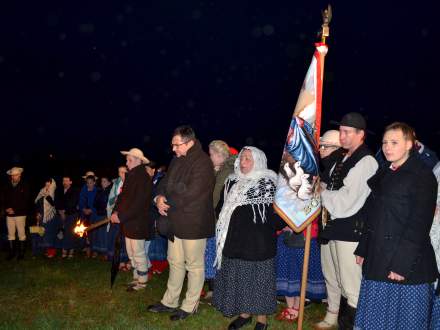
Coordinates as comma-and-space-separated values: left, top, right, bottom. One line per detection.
321, 154, 378, 219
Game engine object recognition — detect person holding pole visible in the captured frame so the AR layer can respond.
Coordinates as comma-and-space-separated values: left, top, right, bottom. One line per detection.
319, 112, 378, 329
314, 129, 346, 329
111, 148, 153, 291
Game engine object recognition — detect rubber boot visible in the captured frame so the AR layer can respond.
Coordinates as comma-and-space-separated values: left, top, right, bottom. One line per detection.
337, 296, 348, 330
345, 305, 357, 330
6, 240, 16, 261
17, 240, 26, 260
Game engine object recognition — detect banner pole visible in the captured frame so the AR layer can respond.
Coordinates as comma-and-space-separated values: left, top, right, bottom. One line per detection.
297, 223, 312, 330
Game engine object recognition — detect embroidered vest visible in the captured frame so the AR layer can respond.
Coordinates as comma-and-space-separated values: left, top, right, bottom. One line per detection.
321, 144, 373, 242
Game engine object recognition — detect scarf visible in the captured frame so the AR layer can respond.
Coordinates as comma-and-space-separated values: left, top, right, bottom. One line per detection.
106, 177, 124, 231
214, 146, 277, 269
35, 179, 57, 223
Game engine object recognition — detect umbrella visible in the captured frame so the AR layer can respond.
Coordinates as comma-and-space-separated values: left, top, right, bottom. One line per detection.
111, 226, 121, 288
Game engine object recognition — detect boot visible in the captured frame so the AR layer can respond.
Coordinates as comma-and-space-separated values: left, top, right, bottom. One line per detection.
337, 296, 348, 330
6, 240, 16, 261
17, 240, 26, 260
344, 305, 357, 330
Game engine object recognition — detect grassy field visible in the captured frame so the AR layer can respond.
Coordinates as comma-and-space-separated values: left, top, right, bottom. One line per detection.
0, 252, 325, 329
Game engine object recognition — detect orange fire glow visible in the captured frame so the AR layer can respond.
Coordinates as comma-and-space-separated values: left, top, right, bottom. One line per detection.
73, 220, 88, 237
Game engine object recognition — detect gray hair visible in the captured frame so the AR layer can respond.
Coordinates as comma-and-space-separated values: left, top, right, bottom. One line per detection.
209, 140, 230, 160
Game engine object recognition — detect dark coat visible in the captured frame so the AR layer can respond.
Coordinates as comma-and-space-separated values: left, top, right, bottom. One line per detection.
55, 186, 79, 215
4, 180, 30, 217
216, 180, 286, 261
114, 164, 153, 240
93, 184, 112, 216
157, 140, 215, 239
213, 155, 236, 210
355, 152, 438, 284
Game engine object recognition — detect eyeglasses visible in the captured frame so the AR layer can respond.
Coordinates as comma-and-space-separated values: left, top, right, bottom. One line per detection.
171, 141, 189, 148
319, 144, 338, 150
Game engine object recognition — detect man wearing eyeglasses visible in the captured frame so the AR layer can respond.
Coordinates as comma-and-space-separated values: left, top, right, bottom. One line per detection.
147, 125, 215, 322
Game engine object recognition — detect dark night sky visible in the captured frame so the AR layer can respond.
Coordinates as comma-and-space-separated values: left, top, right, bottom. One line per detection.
0, 1, 437, 180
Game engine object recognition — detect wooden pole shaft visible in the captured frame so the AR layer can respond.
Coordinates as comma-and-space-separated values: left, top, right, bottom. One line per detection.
84, 218, 111, 232
297, 223, 312, 330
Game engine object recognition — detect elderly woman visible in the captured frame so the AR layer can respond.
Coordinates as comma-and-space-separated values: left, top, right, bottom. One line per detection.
213, 146, 285, 330
35, 178, 57, 258
354, 122, 438, 329
314, 130, 347, 329
203, 140, 236, 300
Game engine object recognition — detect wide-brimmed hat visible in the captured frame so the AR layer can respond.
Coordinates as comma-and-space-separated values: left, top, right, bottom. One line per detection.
120, 148, 150, 164
6, 167, 24, 176
82, 171, 98, 180
320, 130, 341, 147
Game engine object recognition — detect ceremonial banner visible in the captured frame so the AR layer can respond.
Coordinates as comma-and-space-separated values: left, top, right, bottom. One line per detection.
274, 43, 328, 232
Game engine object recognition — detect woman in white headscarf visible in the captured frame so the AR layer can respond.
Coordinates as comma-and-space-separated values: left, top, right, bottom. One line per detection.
213, 147, 285, 330
35, 178, 57, 258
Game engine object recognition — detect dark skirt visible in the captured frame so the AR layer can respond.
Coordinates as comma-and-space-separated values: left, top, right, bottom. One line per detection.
41, 216, 60, 249
90, 214, 108, 254
431, 291, 440, 330
61, 214, 79, 250
276, 236, 326, 299
204, 236, 216, 280
355, 279, 433, 330
213, 256, 277, 317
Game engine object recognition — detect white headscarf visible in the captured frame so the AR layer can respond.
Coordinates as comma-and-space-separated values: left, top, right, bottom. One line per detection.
214, 146, 277, 269
35, 179, 57, 223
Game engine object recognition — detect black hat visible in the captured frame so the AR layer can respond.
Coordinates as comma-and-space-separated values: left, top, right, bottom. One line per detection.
335, 112, 367, 130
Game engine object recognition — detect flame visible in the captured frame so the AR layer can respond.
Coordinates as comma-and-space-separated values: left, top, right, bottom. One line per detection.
74, 220, 88, 237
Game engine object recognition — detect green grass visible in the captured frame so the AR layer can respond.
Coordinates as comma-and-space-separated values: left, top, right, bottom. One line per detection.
0, 252, 325, 329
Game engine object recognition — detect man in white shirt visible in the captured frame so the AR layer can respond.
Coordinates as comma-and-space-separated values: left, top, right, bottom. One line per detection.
317, 112, 378, 330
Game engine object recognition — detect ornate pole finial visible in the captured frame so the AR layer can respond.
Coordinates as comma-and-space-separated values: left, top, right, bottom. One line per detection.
321, 5, 332, 44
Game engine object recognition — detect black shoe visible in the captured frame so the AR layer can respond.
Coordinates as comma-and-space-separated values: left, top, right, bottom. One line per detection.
254, 322, 268, 330
228, 316, 253, 330
17, 241, 25, 260
6, 241, 16, 261
169, 309, 191, 321
147, 302, 176, 313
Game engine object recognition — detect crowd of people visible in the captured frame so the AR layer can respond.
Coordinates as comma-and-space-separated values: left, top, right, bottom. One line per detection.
2, 117, 440, 330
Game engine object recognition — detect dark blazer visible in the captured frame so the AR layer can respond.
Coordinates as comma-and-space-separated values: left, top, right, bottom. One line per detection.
355, 152, 438, 284
55, 186, 79, 216
157, 140, 215, 239
114, 164, 153, 240
4, 180, 30, 217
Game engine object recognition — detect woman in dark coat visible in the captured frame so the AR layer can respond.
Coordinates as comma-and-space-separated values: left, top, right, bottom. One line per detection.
203, 140, 236, 299
354, 122, 438, 330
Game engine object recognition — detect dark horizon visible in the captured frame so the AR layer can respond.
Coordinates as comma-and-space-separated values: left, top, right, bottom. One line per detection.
1, 1, 438, 175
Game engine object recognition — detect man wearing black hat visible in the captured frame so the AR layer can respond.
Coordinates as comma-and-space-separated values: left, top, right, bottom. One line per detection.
317, 112, 378, 330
